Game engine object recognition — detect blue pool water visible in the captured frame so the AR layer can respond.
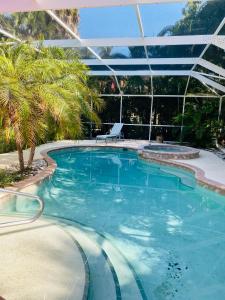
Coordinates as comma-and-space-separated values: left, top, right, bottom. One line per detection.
37, 148, 225, 299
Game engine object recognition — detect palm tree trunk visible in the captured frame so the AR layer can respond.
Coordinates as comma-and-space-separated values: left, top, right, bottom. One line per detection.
16, 142, 25, 172
28, 145, 35, 167
13, 123, 25, 172
9, 105, 25, 172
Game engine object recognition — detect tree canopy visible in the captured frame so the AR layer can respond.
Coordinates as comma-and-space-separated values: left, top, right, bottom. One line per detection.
0, 43, 103, 170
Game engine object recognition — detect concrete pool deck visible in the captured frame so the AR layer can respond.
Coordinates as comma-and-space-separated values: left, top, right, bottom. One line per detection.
0, 217, 88, 300
0, 139, 225, 191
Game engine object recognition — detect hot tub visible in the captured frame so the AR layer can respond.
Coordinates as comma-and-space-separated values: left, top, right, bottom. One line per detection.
140, 144, 200, 160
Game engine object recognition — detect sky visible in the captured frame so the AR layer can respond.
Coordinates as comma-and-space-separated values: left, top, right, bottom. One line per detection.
78, 2, 187, 39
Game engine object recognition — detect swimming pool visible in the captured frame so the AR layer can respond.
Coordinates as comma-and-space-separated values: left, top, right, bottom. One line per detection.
8, 147, 225, 299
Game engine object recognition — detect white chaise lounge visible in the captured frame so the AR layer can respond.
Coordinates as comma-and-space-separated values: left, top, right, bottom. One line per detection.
96, 123, 124, 143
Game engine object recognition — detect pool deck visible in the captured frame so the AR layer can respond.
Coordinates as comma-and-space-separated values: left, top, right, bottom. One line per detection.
0, 217, 87, 300
0, 139, 225, 192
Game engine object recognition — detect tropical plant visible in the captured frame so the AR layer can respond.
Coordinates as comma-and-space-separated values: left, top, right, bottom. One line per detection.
0, 43, 103, 171
173, 99, 221, 147
0, 169, 24, 188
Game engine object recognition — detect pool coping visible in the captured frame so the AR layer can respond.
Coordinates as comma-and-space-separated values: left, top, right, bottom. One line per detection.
4, 144, 225, 196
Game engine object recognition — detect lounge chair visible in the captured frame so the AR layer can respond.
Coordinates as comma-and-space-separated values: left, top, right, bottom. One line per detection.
96, 123, 124, 143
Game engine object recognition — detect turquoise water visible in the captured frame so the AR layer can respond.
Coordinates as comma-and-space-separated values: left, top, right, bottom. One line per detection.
38, 148, 225, 299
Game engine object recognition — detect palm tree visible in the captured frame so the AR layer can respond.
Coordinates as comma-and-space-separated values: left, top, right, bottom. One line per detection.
0, 43, 103, 171
0, 9, 79, 40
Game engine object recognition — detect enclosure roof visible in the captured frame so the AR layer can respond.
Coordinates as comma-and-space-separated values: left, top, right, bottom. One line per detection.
0, 0, 225, 96
0, 0, 186, 12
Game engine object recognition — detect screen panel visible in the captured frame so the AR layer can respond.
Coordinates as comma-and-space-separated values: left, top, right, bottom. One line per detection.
187, 77, 217, 95
93, 46, 146, 59
147, 45, 206, 58
122, 97, 151, 125
98, 97, 121, 123
151, 65, 193, 70
122, 125, 149, 140
118, 76, 152, 95
151, 126, 181, 142
152, 97, 183, 125
141, 1, 225, 36
79, 6, 140, 38
63, 47, 96, 59
88, 76, 120, 94
153, 76, 187, 95
1, 11, 75, 40
203, 45, 225, 69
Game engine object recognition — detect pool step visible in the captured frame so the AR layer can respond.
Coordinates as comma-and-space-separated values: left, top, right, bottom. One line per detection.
61, 223, 119, 300
0, 217, 87, 300
52, 216, 145, 300
88, 232, 144, 300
